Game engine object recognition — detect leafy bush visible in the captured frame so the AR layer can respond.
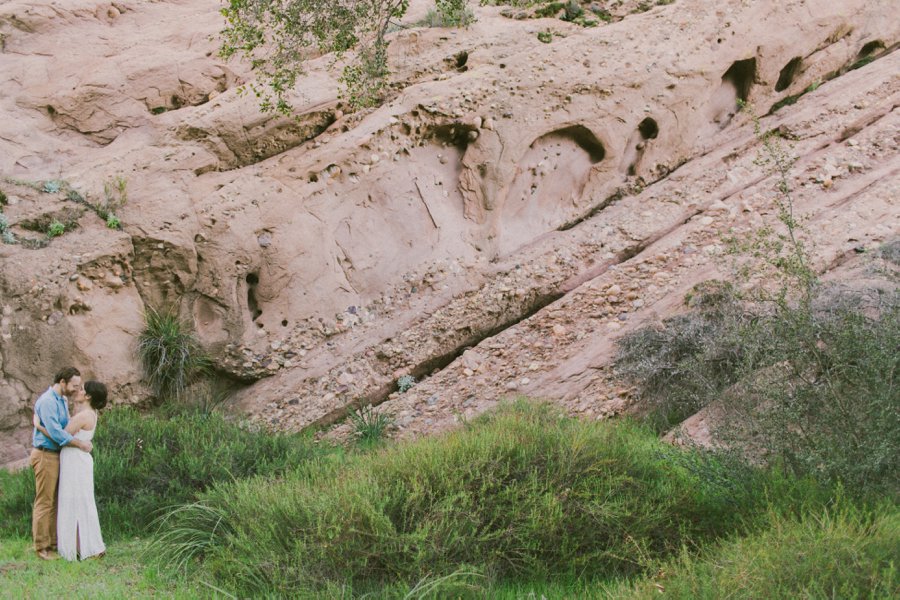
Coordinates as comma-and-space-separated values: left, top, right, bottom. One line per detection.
105, 213, 121, 229
152, 401, 786, 596
221, 0, 410, 112
0, 407, 331, 538
46, 220, 65, 238
606, 502, 899, 599
730, 299, 900, 497
137, 307, 208, 401
435, 0, 474, 26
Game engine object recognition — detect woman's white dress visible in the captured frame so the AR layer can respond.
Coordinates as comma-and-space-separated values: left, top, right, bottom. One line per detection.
58, 428, 105, 560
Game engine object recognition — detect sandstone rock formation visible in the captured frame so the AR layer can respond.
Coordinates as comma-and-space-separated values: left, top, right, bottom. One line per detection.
1, 0, 897, 465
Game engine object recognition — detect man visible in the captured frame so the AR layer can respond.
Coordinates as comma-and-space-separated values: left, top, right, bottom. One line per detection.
31, 367, 93, 560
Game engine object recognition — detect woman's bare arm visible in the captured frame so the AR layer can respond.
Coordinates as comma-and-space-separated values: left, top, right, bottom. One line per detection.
33, 413, 50, 438
64, 412, 85, 435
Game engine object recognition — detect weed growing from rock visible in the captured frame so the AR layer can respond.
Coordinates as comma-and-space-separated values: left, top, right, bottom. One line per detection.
349, 404, 393, 445
46, 220, 65, 238
138, 306, 210, 401
397, 374, 416, 393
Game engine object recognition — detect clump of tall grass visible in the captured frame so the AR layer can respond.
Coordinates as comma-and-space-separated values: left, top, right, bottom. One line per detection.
0, 466, 35, 538
137, 307, 209, 401
152, 401, 797, 597
349, 404, 393, 446
605, 501, 899, 599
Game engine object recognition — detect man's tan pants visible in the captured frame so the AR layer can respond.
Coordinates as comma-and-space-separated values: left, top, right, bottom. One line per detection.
30, 448, 60, 552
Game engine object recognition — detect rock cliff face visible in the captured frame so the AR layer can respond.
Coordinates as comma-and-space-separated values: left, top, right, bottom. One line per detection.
1, 0, 898, 465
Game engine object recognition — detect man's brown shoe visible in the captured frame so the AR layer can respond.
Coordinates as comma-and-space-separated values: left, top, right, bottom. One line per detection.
36, 549, 59, 560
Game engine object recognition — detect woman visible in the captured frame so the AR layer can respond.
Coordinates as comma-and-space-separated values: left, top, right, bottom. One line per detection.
34, 380, 108, 561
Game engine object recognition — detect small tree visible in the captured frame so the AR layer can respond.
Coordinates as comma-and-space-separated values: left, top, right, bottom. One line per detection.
220, 0, 411, 113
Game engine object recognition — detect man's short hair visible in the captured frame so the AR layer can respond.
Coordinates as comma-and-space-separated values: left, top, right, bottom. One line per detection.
53, 367, 81, 385
84, 380, 108, 410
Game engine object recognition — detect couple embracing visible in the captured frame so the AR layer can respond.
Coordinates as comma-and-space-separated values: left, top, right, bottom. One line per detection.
30, 367, 107, 561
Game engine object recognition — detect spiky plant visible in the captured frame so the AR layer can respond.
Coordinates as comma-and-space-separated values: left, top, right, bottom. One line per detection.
138, 307, 209, 401
349, 404, 393, 445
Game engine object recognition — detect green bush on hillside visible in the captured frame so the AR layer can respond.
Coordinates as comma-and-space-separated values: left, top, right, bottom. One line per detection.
153, 401, 797, 596
617, 288, 900, 498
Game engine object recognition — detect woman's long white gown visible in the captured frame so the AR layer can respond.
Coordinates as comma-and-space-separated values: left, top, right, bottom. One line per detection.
58, 428, 106, 560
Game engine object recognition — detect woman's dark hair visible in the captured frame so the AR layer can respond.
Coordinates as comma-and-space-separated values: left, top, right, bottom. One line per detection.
84, 380, 108, 410
53, 366, 81, 385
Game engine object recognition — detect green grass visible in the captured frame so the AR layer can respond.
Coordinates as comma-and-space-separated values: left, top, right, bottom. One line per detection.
2, 399, 893, 599
0, 406, 336, 539
605, 502, 900, 599
0, 537, 207, 599
151, 401, 816, 597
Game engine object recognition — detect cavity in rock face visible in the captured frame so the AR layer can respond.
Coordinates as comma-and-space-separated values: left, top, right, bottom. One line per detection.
708, 58, 757, 130
775, 56, 803, 92
246, 272, 262, 324
622, 117, 660, 176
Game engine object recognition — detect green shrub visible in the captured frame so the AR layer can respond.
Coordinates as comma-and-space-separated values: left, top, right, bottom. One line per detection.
618, 275, 899, 498
606, 502, 899, 599
728, 299, 900, 498
397, 374, 416, 393
435, 0, 474, 26
137, 307, 208, 401
46, 220, 65, 238
0, 407, 332, 539
153, 401, 786, 596
537, 30, 553, 43
105, 213, 121, 229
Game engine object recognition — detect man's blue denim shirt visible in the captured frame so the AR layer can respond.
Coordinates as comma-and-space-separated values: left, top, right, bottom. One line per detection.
32, 387, 73, 451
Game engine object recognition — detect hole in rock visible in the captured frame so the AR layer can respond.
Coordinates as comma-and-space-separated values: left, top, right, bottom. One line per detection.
623, 118, 658, 176
638, 117, 659, 140
775, 57, 802, 92
497, 125, 605, 254
551, 125, 606, 163
708, 58, 756, 129
857, 40, 886, 59
246, 272, 262, 320
722, 58, 756, 102
428, 122, 480, 150
455, 51, 469, 71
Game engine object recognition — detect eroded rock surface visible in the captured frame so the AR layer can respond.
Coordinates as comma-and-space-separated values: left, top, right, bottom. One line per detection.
1, 0, 898, 464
